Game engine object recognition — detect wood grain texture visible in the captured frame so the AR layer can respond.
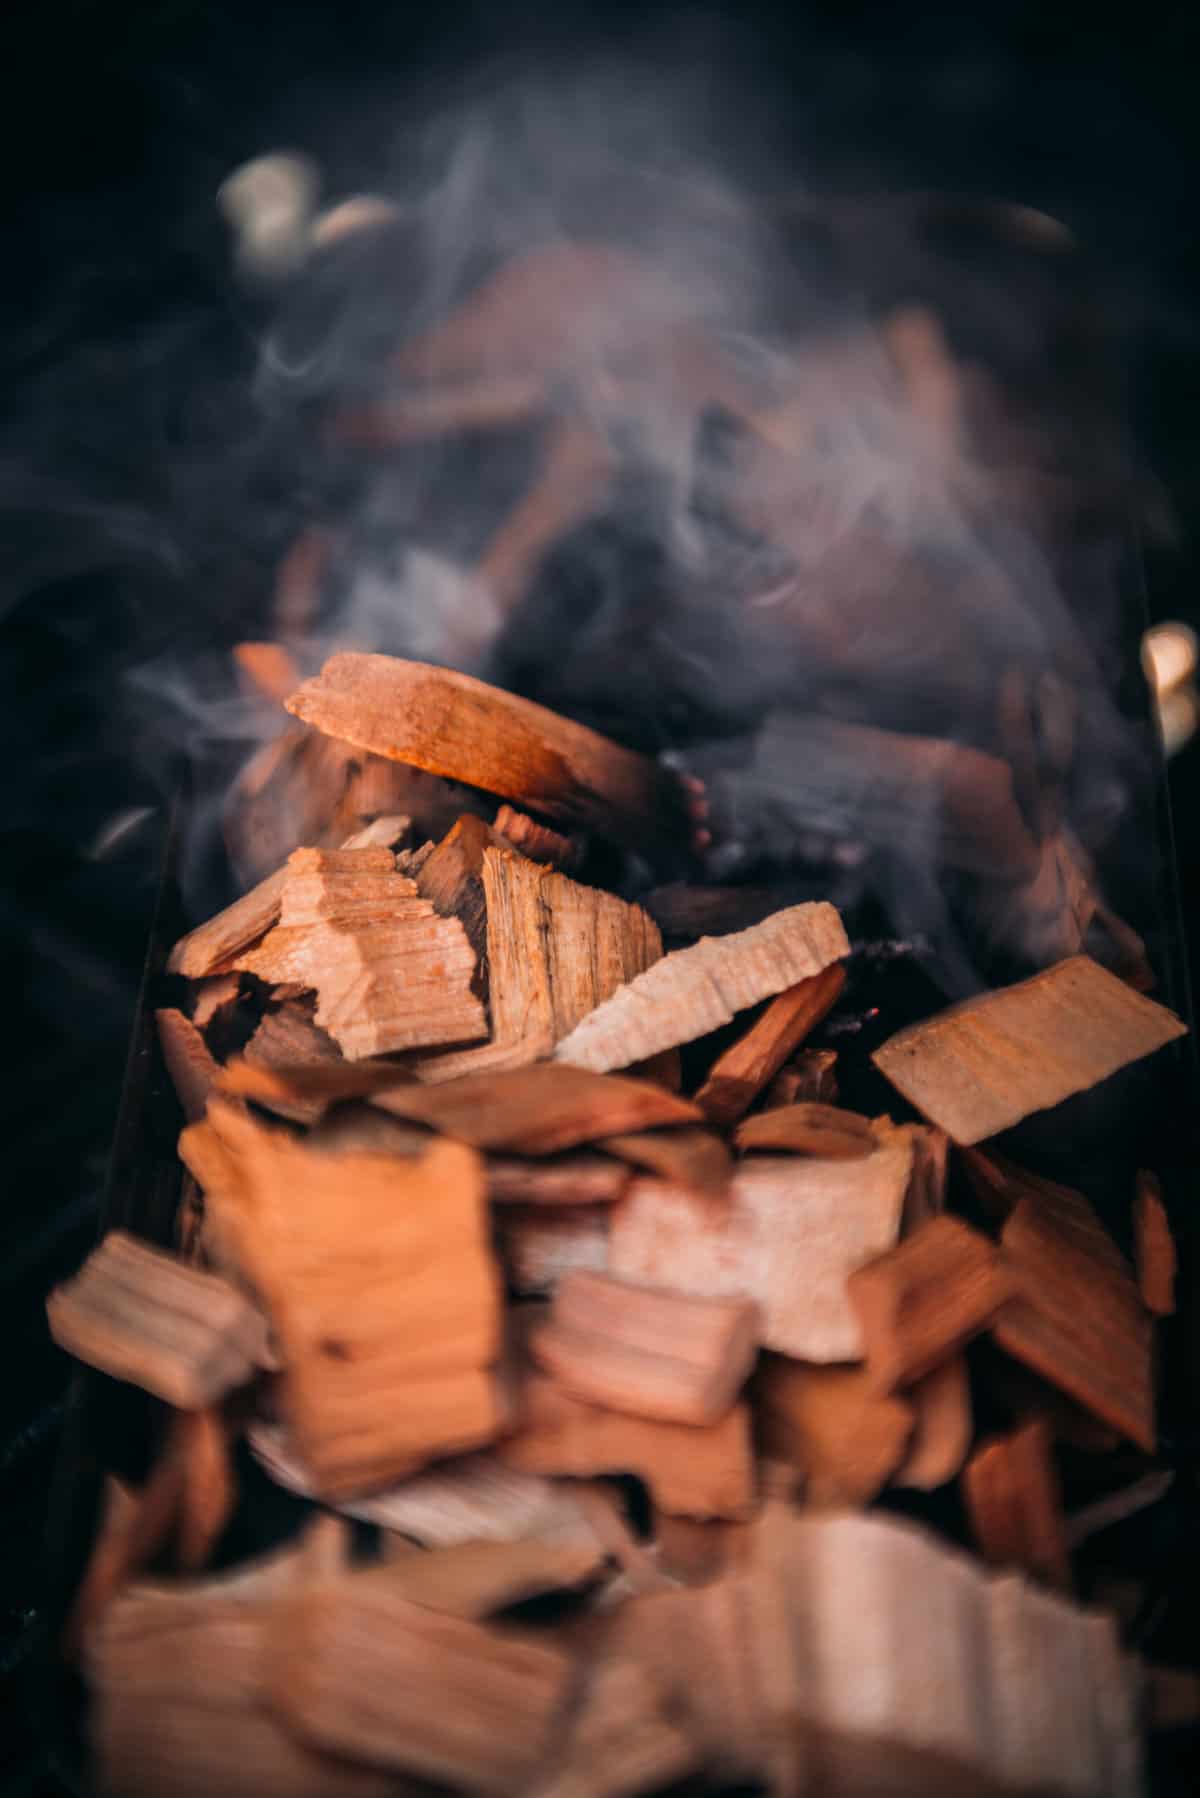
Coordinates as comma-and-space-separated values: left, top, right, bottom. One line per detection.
694, 964, 847, 1125
155, 1008, 220, 1124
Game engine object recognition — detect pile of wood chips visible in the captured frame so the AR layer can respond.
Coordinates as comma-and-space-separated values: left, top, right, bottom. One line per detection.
50, 652, 1191, 1798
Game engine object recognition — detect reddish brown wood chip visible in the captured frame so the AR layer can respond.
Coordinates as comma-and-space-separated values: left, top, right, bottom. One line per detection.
598, 1126, 731, 1198
46, 1230, 271, 1408
155, 1008, 220, 1124
233, 641, 302, 707
764, 1047, 839, 1107
264, 1575, 575, 1794
285, 652, 690, 856
963, 1416, 1071, 1592
873, 954, 1186, 1144
892, 1355, 973, 1491
372, 1063, 700, 1155
846, 1214, 1015, 1392
180, 1105, 504, 1497
755, 1356, 913, 1507
694, 964, 847, 1126
240, 1003, 344, 1125
493, 803, 578, 869
555, 902, 850, 1074
609, 1135, 911, 1362
531, 1271, 759, 1426
992, 1183, 1154, 1452
1134, 1170, 1176, 1315
734, 1100, 875, 1159
501, 1367, 756, 1519
176, 1406, 236, 1572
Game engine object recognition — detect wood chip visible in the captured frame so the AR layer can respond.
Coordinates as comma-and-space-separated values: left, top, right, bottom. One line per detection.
992, 1182, 1154, 1452
846, 1214, 1016, 1391
500, 1367, 756, 1519
652, 1517, 750, 1587
233, 641, 302, 707
755, 1356, 913, 1506
155, 1007, 220, 1124
90, 1583, 397, 1798
873, 954, 1186, 1144
264, 1578, 575, 1794
234, 846, 486, 1059
642, 884, 795, 940
530, 1271, 759, 1426
598, 1127, 731, 1199
335, 812, 411, 851
46, 1230, 271, 1408
609, 1136, 911, 1361
735, 1100, 875, 1158
1134, 1169, 1175, 1315
372, 1063, 700, 1155
240, 1002, 343, 1125
963, 1416, 1071, 1592
190, 972, 243, 1034
534, 1658, 699, 1798
694, 964, 847, 1126
494, 804, 578, 869
765, 1046, 839, 1107
411, 846, 662, 1081
176, 1406, 236, 1572
892, 1356, 973, 1490
285, 652, 691, 856
168, 865, 289, 978
413, 813, 501, 974
373, 1536, 605, 1620
181, 1105, 504, 1496
495, 1205, 611, 1296
485, 1154, 632, 1206
555, 901, 849, 1073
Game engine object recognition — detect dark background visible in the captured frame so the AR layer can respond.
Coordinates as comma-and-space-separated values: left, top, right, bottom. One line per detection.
4, 2, 1200, 1787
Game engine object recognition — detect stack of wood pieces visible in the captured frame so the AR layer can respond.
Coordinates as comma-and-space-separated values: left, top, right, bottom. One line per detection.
48, 649, 1189, 1797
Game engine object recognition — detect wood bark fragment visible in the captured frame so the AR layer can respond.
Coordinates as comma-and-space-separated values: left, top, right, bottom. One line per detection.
555, 901, 850, 1073
46, 1230, 272, 1408
89, 1582, 397, 1798
264, 1578, 575, 1795
992, 1182, 1154, 1451
846, 1214, 1016, 1391
500, 1367, 756, 1519
962, 1416, 1071, 1592
493, 803, 578, 869
893, 1355, 973, 1490
755, 1356, 913, 1507
1134, 1169, 1175, 1315
531, 1270, 759, 1426
234, 846, 487, 1059
735, 1100, 875, 1158
694, 964, 847, 1126
598, 1127, 731, 1198
765, 1046, 839, 1108
155, 1007, 220, 1124
495, 1204, 611, 1296
372, 1062, 699, 1155
285, 652, 691, 856
411, 847, 662, 1080
609, 1136, 911, 1362
180, 1106, 504, 1496
873, 954, 1186, 1145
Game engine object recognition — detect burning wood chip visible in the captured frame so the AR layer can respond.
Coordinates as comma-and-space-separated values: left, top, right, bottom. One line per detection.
412, 845, 662, 1080
609, 1132, 912, 1362
371, 1062, 700, 1155
155, 1008, 220, 1124
530, 1271, 759, 1426
495, 1204, 612, 1296
694, 963, 847, 1126
46, 1230, 272, 1408
493, 803, 578, 869
1133, 1169, 1176, 1315
962, 1416, 1071, 1592
285, 652, 691, 857
764, 1044, 839, 1107
181, 1106, 504, 1496
846, 1214, 1016, 1391
873, 953, 1186, 1145
264, 1575, 576, 1795
234, 845, 486, 1059
597, 1126, 730, 1198
991, 1181, 1154, 1452
90, 1582, 398, 1798
734, 1099, 875, 1158
754, 1356, 913, 1507
554, 900, 849, 1073
500, 1367, 756, 1520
